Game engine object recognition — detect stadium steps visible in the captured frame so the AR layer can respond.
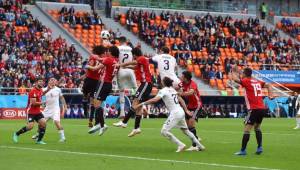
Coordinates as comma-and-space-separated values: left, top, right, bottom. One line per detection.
98, 11, 219, 95
261, 19, 299, 44
26, 5, 91, 58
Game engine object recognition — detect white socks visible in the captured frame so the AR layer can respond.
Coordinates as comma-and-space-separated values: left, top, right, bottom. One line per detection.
183, 129, 201, 147
119, 91, 125, 117
161, 130, 184, 146
59, 130, 65, 140
296, 118, 300, 125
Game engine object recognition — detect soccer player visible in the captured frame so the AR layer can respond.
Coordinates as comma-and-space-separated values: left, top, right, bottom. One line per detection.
32, 78, 67, 142
151, 46, 181, 88
82, 45, 107, 127
231, 68, 272, 155
88, 46, 119, 135
294, 93, 300, 129
113, 47, 152, 137
117, 36, 137, 117
178, 71, 203, 151
135, 77, 205, 152
13, 77, 52, 144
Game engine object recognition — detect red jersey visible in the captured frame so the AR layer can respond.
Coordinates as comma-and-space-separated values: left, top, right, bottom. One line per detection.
135, 56, 152, 83
100, 55, 118, 83
182, 80, 202, 109
241, 78, 266, 110
86, 55, 101, 80
27, 87, 43, 114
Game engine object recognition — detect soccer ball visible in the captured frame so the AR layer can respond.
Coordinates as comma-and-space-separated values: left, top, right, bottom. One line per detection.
101, 30, 110, 39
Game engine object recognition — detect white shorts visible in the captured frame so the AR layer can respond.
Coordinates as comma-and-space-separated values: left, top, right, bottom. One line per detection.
162, 111, 187, 131
117, 68, 137, 90
43, 111, 61, 122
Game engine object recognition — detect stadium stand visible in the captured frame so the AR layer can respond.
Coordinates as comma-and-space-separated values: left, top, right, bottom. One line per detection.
276, 18, 300, 41
0, 1, 85, 93
115, 8, 300, 95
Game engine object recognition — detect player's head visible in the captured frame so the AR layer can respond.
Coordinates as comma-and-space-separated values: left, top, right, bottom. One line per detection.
100, 30, 110, 39
108, 45, 119, 58
35, 76, 44, 89
48, 77, 57, 87
162, 77, 173, 87
161, 46, 170, 54
181, 71, 192, 83
92, 45, 106, 56
243, 68, 252, 78
119, 36, 127, 44
132, 47, 142, 58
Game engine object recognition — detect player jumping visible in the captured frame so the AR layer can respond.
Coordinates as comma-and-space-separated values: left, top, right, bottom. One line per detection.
117, 36, 137, 117
135, 77, 205, 152
113, 47, 152, 137
88, 46, 119, 135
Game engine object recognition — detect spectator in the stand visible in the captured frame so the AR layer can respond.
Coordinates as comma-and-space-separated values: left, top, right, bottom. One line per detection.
260, 2, 268, 20
105, 0, 112, 18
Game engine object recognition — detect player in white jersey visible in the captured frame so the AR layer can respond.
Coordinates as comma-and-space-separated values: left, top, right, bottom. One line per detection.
135, 77, 205, 152
151, 46, 181, 89
117, 36, 137, 117
32, 78, 67, 142
294, 92, 300, 129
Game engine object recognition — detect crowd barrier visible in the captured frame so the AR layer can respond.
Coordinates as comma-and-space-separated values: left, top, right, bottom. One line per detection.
0, 94, 291, 119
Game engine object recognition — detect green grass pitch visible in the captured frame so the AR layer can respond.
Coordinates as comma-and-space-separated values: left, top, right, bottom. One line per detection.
0, 118, 299, 170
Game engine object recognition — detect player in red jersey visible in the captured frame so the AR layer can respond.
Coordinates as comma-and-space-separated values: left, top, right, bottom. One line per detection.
88, 46, 119, 136
13, 77, 52, 144
178, 71, 203, 151
82, 45, 107, 127
113, 47, 153, 137
232, 68, 272, 155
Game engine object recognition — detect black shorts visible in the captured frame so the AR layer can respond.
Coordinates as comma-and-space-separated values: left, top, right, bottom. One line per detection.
185, 107, 202, 122
135, 82, 152, 102
244, 109, 267, 125
27, 113, 44, 123
82, 77, 99, 96
94, 81, 112, 101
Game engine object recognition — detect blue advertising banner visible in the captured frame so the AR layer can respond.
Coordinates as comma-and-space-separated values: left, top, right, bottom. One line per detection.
253, 71, 300, 84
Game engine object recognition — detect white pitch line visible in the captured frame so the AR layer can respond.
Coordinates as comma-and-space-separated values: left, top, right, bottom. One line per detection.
0, 145, 280, 170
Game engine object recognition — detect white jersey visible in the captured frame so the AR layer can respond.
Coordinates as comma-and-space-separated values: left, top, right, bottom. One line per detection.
118, 45, 133, 64
152, 54, 178, 80
156, 87, 184, 114
43, 86, 62, 113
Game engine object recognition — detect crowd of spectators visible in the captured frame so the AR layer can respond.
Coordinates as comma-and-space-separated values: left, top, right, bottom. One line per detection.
278, 18, 300, 39
58, 6, 104, 29
121, 9, 300, 84
0, 2, 86, 94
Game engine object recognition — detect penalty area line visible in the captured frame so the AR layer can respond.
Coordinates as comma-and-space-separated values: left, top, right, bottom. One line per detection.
0, 145, 280, 170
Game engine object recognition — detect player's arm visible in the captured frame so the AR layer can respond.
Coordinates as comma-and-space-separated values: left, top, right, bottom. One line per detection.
178, 96, 191, 116
118, 61, 138, 68
296, 95, 300, 109
178, 89, 194, 97
60, 95, 67, 114
230, 71, 242, 84
30, 98, 42, 106
264, 83, 273, 98
134, 96, 162, 110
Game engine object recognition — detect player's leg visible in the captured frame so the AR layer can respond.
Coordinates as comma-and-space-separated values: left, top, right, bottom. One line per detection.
36, 115, 47, 144
235, 112, 254, 155
32, 115, 50, 140
254, 123, 263, 154
294, 110, 300, 129
53, 113, 65, 142
180, 118, 205, 151
13, 117, 35, 143
186, 114, 200, 150
88, 96, 95, 127
82, 78, 90, 125
88, 99, 103, 134
161, 116, 186, 152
